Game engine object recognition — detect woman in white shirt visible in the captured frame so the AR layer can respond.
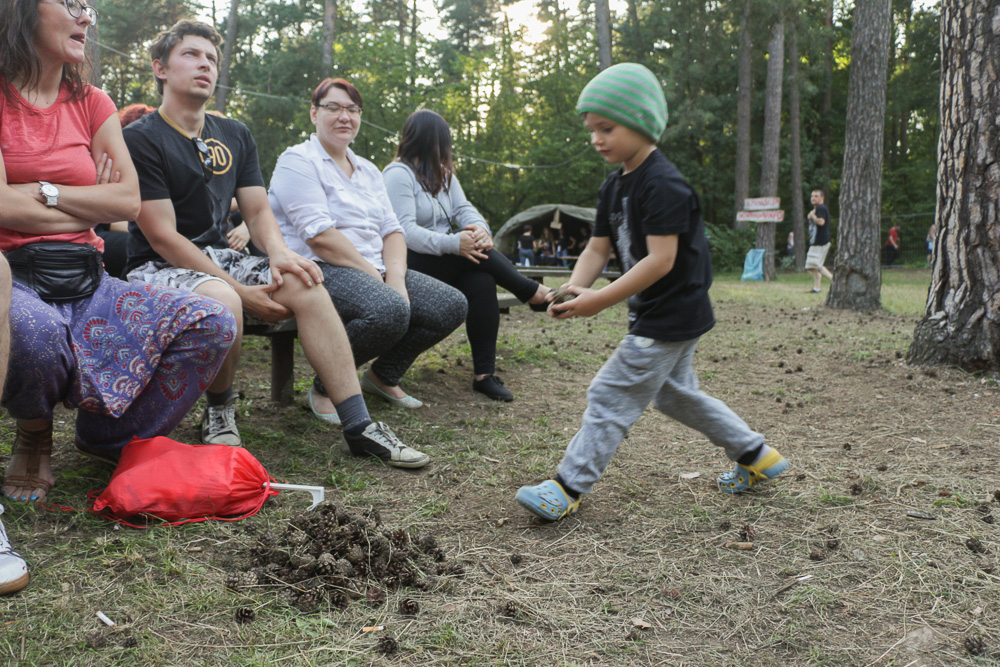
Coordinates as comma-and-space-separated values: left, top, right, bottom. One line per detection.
268, 79, 466, 421
382, 110, 550, 402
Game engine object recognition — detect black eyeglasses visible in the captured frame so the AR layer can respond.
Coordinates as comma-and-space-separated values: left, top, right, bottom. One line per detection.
193, 137, 214, 183
64, 0, 98, 25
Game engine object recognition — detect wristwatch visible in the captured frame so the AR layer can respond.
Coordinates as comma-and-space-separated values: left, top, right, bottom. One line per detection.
38, 181, 59, 207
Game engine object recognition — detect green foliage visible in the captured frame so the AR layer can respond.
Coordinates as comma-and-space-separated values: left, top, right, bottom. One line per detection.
705, 222, 757, 273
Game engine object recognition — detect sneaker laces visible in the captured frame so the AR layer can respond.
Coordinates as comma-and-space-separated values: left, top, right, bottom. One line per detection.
0, 508, 22, 559
364, 422, 407, 450
207, 402, 237, 434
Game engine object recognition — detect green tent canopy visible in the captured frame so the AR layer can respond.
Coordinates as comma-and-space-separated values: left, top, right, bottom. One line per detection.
493, 204, 596, 254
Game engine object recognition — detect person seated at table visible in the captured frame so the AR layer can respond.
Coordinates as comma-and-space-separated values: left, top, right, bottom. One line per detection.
382, 110, 551, 401
0, 0, 237, 503
268, 80, 467, 412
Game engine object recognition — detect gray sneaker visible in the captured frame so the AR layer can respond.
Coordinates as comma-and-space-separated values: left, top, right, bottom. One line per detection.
201, 398, 241, 446
341, 422, 429, 469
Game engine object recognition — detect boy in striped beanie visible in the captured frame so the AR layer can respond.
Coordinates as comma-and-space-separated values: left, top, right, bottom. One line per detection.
516, 64, 787, 521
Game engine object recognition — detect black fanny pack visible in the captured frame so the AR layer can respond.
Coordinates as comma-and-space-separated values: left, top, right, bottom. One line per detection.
5, 241, 104, 301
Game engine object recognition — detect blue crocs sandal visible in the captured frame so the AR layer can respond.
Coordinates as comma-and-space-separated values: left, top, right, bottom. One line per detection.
718, 447, 788, 494
515, 479, 581, 521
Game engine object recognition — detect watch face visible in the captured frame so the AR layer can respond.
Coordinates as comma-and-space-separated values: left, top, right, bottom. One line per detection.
41, 184, 58, 197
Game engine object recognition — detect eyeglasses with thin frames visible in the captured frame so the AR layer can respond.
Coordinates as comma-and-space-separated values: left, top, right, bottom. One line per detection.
63, 0, 98, 26
193, 137, 215, 183
315, 102, 362, 117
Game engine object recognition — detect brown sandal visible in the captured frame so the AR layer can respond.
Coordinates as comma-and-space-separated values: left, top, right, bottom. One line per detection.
3, 422, 54, 502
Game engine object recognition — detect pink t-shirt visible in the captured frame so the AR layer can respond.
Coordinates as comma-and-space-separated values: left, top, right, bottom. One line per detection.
0, 82, 116, 252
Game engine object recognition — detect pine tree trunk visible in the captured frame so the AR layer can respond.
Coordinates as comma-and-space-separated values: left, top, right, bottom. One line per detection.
595, 0, 612, 71
755, 19, 784, 280
85, 0, 101, 87
908, 0, 1000, 370
820, 0, 834, 178
323, 0, 337, 71
627, 0, 643, 61
733, 0, 752, 230
215, 0, 240, 112
826, 0, 891, 311
788, 18, 805, 272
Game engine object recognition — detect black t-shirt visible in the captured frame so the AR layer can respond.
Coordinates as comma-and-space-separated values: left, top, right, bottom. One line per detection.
811, 204, 831, 246
518, 233, 534, 250
123, 111, 264, 273
593, 150, 715, 342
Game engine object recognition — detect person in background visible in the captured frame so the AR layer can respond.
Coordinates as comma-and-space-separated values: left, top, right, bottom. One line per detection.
517, 225, 535, 266
382, 109, 550, 401
0, 2, 237, 505
514, 63, 785, 521
925, 222, 936, 266
786, 231, 794, 259
885, 222, 900, 265
805, 189, 833, 292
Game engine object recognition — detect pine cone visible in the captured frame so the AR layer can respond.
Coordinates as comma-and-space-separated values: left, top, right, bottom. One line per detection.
398, 598, 419, 616
315, 553, 337, 576
415, 532, 437, 553
294, 591, 319, 613
234, 607, 256, 624
334, 558, 355, 579
344, 545, 365, 566
365, 587, 387, 607
390, 529, 410, 549
964, 636, 987, 656
375, 636, 398, 656
363, 506, 382, 526
224, 570, 257, 591
500, 601, 519, 617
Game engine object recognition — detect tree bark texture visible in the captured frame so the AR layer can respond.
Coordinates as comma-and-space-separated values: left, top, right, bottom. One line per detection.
788, 18, 805, 271
827, 0, 891, 311
627, 0, 643, 61
820, 0, 834, 177
215, 0, 241, 112
733, 0, 752, 230
85, 0, 101, 87
755, 19, 784, 280
595, 0, 612, 71
323, 0, 337, 70
908, 0, 1000, 370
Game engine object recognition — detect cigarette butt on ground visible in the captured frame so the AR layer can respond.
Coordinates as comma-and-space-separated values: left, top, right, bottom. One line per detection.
724, 542, 755, 550
96, 611, 115, 627
362, 625, 385, 633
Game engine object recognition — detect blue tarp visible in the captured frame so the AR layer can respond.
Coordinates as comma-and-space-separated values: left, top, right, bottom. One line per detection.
741, 249, 765, 281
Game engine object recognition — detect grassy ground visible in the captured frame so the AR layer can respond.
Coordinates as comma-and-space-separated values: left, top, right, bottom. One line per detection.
3, 268, 999, 666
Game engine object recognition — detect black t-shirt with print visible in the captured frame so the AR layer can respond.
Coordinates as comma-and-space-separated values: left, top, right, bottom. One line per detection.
592, 149, 715, 342
123, 110, 264, 273
812, 204, 831, 246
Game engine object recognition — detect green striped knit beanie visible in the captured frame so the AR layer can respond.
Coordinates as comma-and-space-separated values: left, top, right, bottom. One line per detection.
576, 63, 668, 141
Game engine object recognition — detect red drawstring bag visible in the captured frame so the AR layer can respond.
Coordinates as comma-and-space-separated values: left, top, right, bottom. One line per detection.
90, 436, 279, 527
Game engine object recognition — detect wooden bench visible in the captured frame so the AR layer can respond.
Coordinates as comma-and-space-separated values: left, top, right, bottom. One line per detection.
244, 319, 299, 404
515, 265, 621, 282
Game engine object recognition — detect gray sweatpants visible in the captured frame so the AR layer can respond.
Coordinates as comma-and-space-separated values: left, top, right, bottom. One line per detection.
557, 334, 764, 495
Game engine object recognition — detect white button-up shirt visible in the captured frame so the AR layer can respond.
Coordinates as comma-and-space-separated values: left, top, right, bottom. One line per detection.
268, 135, 403, 273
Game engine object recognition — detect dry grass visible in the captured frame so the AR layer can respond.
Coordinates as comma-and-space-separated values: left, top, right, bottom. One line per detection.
2, 269, 998, 666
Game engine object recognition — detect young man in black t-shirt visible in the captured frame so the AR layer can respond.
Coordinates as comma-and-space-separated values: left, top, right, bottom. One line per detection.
805, 189, 834, 292
123, 20, 428, 468
515, 64, 787, 521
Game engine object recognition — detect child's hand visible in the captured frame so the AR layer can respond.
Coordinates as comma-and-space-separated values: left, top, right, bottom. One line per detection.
549, 286, 603, 319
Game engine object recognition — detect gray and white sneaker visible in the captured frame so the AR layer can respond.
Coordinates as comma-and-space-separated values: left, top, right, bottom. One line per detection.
341, 422, 429, 469
0, 505, 29, 595
201, 398, 242, 446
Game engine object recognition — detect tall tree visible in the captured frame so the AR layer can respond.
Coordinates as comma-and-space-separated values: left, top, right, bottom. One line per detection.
595, 0, 612, 70
755, 18, 784, 280
826, 0, 892, 310
215, 0, 240, 112
908, 0, 1000, 369
733, 0, 752, 230
787, 14, 805, 271
322, 0, 337, 71
819, 0, 834, 178
85, 0, 101, 87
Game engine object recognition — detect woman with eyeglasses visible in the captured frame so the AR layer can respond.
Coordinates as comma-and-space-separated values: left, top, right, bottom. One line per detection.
268, 78, 466, 420
382, 110, 551, 402
0, 0, 237, 518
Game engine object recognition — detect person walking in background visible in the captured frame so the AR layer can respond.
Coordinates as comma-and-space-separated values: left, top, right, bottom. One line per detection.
885, 222, 900, 265
805, 189, 833, 292
925, 222, 936, 266
517, 225, 535, 266
515, 63, 786, 522
382, 109, 550, 401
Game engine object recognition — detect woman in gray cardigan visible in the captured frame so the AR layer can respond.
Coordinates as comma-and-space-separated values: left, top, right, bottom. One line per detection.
383, 110, 549, 402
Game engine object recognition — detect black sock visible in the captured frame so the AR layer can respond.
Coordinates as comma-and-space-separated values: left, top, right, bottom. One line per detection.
337, 394, 372, 436
554, 474, 581, 500
737, 444, 764, 466
206, 388, 235, 407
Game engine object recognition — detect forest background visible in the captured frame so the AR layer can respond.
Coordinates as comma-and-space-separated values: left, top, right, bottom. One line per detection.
88, 0, 941, 269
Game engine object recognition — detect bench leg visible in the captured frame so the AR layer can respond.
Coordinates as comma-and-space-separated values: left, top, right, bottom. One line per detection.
270, 331, 296, 404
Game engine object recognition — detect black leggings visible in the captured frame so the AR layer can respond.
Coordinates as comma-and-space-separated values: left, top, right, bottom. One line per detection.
407, 248, 541, 376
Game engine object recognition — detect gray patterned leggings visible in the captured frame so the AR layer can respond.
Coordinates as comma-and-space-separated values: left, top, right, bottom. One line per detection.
314, 264, 467, 390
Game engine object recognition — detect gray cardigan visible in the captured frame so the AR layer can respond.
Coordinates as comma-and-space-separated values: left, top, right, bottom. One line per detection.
382, 161, 491, 256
